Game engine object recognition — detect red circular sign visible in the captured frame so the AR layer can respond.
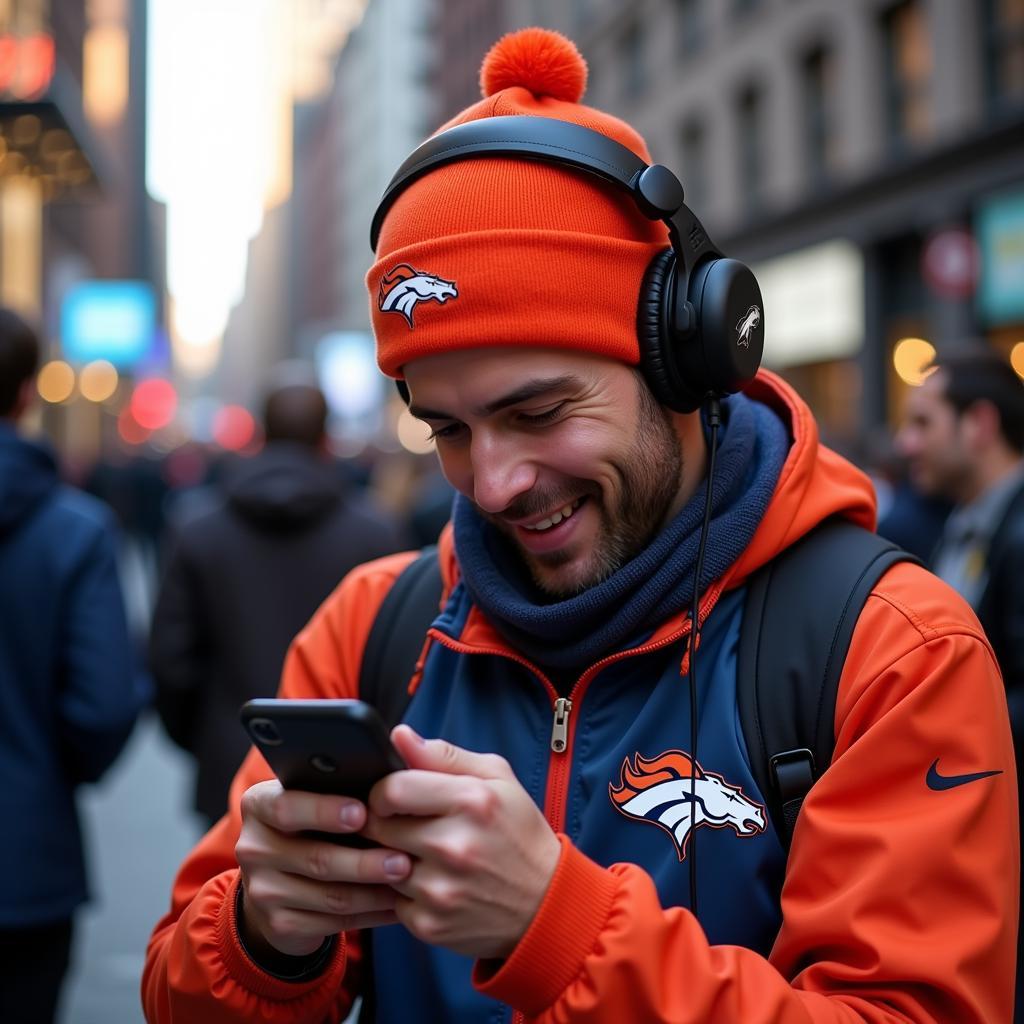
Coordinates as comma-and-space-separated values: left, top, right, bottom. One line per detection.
921, 228, 979, 299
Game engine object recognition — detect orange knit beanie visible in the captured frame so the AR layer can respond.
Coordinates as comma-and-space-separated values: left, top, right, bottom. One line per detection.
368, 27, 669, 378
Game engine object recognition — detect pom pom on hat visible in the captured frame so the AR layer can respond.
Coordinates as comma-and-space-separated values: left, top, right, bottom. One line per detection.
480, 27, 587, 102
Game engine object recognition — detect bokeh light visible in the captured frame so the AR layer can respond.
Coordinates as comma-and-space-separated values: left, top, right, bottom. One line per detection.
36, 360, 75, 403
78, 360, 119, 402
893, 337, 937, 387
395, 407, 435, 455
117, 405, 151, 445
1011, 342, 1024, 381
130, 378, 178, 430
212, 404, 256, 451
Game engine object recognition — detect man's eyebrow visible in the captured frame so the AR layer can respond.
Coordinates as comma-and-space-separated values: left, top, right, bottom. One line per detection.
408, 375, 581, 420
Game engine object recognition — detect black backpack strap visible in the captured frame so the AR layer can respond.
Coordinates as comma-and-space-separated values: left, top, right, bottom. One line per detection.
356, 546, 442, 1024
737, 520, 918, 851
358, 546, 442, 729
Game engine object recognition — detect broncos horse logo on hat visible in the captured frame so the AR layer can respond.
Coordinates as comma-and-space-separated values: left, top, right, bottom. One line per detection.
610, 749, 766, 860
378, 264, 458, 328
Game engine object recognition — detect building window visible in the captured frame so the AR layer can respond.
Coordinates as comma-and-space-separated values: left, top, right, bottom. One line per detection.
571, 0, 591, 38
680, 117, 708, 212
676, 0, 704, 57
983, 0, 1024, 112
802, 45, 839, 185
737, 83, 766, 212
881, 1, 932, 152
620, 19, 647, 99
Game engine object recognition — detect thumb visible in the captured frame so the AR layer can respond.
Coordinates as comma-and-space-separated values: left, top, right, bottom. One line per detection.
391, 724, 509, 780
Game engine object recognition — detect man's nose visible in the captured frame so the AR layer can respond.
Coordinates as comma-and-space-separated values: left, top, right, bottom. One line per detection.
470, 434, 537, 515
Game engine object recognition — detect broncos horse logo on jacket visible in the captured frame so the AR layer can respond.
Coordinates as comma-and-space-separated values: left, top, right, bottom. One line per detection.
378, 264, 458, 327
610, 750, 766, 860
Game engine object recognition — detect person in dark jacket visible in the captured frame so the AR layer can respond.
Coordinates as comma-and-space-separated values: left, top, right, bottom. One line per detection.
0, 308, 141, 1024
148, 372, 407, 827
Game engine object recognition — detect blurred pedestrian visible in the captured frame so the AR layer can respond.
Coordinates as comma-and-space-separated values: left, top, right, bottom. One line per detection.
863, 429, 951, 563
148, 369, 407, 828
897, 348, 1024, 722
897, 344, 1024, 1019
0, 308, 141, 1024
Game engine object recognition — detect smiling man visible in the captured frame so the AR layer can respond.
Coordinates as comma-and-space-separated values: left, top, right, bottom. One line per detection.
144, 28, 1018, 1024
406, 349, 695, 597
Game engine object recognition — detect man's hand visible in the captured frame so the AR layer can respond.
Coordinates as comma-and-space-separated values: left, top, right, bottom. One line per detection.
365, 725, 562, 960
235, 780, 413, 958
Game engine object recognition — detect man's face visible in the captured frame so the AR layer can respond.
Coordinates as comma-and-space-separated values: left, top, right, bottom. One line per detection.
896, 370, 971, 499
403, 346, 684, 597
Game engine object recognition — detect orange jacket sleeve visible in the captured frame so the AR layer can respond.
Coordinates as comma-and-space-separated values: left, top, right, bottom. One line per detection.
476, 563, 1019, 1023
141, 552, 419, 1024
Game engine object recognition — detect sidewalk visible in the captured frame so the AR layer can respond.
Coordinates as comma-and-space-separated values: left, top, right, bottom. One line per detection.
59, 713, 202, 1024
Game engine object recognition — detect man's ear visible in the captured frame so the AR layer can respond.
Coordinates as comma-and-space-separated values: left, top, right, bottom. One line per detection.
961, 398, 1001, 450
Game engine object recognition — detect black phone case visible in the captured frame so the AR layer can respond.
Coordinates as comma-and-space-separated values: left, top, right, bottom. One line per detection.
239, 699, 406, 803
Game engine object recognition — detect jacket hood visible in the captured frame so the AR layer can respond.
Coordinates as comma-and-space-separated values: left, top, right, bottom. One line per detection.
224, 443, 344, 530
724, 370, 876, 587
0, 424, 58, 536
434, 370, 876, 593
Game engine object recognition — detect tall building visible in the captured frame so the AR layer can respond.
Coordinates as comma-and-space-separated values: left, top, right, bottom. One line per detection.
432, 0, 510, 122
286, 0, 438, 443
331, 0, 439, 332
219, 1, 365, 410
499, 0, 1024, 448
1, 0, 163, 461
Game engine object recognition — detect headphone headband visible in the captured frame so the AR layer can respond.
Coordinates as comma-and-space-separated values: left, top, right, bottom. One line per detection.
369, 116, 722, 277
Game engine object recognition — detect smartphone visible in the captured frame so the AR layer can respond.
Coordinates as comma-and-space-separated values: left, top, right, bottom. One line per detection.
240, 698, 406, 843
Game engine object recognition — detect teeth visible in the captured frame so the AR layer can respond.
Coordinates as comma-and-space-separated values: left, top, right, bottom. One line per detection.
525, 500, 581, 532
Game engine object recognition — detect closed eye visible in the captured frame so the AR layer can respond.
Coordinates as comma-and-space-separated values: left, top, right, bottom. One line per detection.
424, 421, 465, 442
518, 402, 566, 426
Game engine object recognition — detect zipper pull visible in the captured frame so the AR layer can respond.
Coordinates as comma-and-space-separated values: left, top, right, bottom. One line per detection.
550, 697, 573, 753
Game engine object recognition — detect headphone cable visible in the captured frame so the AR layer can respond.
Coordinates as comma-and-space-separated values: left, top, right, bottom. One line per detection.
688, 397, 722, 919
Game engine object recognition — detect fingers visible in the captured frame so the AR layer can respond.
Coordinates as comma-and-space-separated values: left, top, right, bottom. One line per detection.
241, 778, 368, 839
244, 867, 402, 921
236, 780, 415, 958
391, 726, 512, 782
368, 768, 504, 824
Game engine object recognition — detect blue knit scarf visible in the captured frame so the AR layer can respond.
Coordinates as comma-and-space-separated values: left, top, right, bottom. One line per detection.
452, 393, 789, 670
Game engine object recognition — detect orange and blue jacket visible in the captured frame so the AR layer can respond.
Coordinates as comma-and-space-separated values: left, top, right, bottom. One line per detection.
142, 371, 1018, 1023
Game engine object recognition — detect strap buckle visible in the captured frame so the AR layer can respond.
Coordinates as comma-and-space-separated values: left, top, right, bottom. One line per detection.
769, 748, 816, 804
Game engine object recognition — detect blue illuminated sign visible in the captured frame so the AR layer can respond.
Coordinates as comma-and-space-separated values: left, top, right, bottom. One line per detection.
977, 190, 1024, 325
61, 280, 156, 367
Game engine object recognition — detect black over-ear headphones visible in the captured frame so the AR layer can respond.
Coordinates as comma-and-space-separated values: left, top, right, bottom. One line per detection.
370, 115, 764, 413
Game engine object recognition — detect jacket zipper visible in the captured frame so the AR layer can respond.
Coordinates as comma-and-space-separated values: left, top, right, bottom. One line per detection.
427, 592, 723, 1024
550, 697, 572, 752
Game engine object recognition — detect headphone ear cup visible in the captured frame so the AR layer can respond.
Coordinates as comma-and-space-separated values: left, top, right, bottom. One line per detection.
688, 257, 764, 398
637, 249, 705, 413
